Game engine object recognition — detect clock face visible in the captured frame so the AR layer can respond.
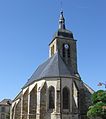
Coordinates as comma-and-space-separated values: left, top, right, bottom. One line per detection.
64, 44, 69, 49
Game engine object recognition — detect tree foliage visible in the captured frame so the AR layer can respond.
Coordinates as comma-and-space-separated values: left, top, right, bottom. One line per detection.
87, 90, 106, 119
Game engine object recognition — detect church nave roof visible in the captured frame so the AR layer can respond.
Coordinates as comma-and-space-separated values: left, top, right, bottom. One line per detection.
23, 52, 71, 88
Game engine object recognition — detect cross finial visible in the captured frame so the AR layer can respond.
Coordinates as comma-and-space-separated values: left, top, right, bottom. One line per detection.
60, 0, 63, 11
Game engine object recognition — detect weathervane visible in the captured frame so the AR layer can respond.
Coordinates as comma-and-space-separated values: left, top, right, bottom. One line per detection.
60, 0, 63, 11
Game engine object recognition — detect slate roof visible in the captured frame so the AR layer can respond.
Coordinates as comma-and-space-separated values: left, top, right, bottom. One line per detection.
54, 29, 74, 39
0, 99, 12, 106
23, 52, 71, 88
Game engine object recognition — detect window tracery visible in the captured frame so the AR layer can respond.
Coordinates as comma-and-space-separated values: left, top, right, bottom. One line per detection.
49, 86, 55, 109
63, 87, 70, 109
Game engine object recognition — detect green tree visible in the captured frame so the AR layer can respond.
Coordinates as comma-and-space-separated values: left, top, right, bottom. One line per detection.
87, 90, 106, 119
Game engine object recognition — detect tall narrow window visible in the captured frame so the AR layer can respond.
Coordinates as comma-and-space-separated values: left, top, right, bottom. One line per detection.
67, 47, 70, 57
62, 44, 65, 57
1, 114, 5, 119
49, 86, 55, 109
63, 87, 70, 109
62, 44, 70, 58
1, 107, 5, 112
51, 45, 54, 56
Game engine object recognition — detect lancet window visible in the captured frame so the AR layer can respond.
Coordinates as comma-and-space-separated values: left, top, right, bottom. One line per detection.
49, 86, 55, 109
63, 87, 70, 109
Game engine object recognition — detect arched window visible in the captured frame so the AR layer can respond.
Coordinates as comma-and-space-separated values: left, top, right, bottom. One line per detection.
62, 44, 65, 57
49, 86, 55, 109
67, 47, 70, 57
63, 87, 70, 109
62, 44, 70, 58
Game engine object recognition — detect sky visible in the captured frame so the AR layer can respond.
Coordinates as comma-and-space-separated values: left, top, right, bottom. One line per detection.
0, 0, 106, 101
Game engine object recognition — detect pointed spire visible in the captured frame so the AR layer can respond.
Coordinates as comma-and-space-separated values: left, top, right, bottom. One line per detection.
59, 11, 65, 29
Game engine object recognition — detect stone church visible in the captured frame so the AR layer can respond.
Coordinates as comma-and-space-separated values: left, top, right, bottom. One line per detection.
10, 12, 94, 119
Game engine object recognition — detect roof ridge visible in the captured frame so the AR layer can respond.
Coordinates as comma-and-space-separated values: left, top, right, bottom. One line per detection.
23, 52, 71, 88
56, 52, 60, 76
57, 52, 60, 76
57, 52, 71, 77
39, 53, 59, 77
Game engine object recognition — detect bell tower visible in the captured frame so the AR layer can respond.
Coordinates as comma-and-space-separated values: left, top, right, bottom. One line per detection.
49, 11, 78, 75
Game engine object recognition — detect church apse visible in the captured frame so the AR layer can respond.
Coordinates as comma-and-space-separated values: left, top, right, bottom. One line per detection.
11, 11, 94, 119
